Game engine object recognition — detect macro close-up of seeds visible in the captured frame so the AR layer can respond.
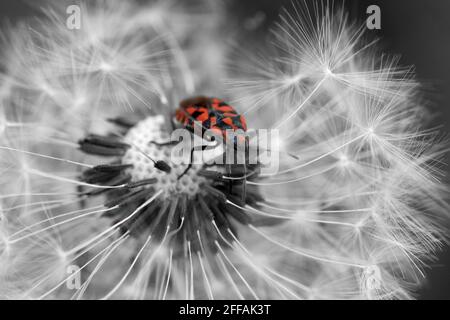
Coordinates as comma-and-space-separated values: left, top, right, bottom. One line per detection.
0, 0, 449, 303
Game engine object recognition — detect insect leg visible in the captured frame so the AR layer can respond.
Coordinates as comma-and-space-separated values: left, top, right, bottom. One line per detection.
149, 140, 180, 147
177, 144, 203, 180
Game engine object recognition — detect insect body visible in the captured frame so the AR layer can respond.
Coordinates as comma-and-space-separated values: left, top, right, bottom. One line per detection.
176, 96, 247, 141
172, 96, 252, 183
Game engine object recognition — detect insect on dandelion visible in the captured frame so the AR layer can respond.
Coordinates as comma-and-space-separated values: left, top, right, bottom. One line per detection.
0, 0, 448, 300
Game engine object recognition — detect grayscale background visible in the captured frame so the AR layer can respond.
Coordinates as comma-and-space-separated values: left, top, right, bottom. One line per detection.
0, 0, 449, 299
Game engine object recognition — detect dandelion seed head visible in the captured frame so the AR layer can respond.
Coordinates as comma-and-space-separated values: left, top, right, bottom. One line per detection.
0, 0, 448, 300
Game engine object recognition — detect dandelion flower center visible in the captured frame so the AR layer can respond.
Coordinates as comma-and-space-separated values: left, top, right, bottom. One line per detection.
76, 106, 261, 258
122, 115, 206, 198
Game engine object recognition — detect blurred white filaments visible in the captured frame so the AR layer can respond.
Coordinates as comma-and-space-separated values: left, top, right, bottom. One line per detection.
0, 0, 448, 300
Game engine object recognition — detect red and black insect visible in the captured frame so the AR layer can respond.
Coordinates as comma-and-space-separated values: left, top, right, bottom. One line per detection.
175, 96, 247, 141
172, 96, 256, 200
171, 96, 258, 203
146, 96, 252, 180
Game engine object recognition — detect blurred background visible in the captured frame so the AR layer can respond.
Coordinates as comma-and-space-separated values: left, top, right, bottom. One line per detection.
0, 0, 449, 299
